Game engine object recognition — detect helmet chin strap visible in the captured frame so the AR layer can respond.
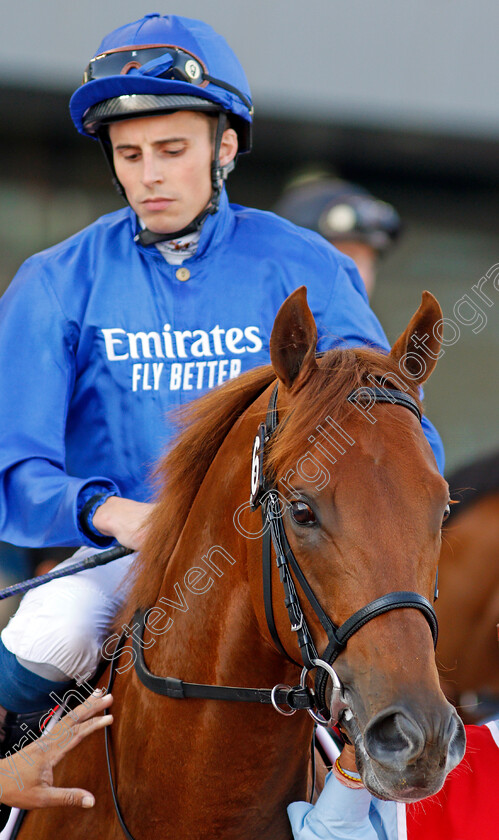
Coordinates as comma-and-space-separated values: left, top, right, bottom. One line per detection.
99, 113, 233, 246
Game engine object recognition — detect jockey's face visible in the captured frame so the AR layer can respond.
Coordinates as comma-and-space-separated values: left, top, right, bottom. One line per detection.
110, 111, 238, 234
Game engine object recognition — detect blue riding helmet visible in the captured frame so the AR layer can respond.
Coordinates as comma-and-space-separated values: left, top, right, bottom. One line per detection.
69, 14, 253, 243
70, 13, 253, 152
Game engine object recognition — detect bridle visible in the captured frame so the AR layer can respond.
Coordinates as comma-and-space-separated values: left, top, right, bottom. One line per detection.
105, 378, 439, 839
254, 383, 438, 721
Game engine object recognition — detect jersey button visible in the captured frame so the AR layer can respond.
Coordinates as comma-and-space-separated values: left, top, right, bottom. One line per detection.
176, 267, 191, 282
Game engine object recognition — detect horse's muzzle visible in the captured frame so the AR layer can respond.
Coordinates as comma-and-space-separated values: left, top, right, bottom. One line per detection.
345, 702, 466, 802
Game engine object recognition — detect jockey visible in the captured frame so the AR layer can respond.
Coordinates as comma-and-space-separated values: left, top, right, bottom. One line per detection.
273, 175, 401, 299
0, 12, 444, 767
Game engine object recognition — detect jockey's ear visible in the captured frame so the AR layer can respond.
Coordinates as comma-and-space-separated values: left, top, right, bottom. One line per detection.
389, 291, 443, 385
270, 286, 318, 391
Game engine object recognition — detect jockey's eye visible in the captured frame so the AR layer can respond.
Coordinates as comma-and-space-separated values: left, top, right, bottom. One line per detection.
290, 500, 316, 526
442, 503, 451, 524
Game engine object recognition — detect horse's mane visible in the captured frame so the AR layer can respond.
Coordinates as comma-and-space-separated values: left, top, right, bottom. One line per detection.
122, 363, 275, 615
445, 448, 499, 522
124, 347, 420, 614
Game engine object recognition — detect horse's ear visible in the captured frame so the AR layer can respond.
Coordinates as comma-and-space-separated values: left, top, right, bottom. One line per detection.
270, 286, 318, 390
390, 291, 443, 384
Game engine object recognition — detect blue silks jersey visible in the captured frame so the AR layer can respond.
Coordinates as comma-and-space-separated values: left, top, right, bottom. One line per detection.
0, 191, 444, 548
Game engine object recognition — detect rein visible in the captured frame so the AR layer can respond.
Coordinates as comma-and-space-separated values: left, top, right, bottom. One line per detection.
131, 608, 313, 710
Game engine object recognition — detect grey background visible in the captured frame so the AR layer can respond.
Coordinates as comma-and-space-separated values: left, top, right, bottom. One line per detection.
2, 0, 499, 135
0, 0, 498, 476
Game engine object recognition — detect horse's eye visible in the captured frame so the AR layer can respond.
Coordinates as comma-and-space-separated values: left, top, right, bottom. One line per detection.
290, 501, 316, 526
442, 504, 451, 524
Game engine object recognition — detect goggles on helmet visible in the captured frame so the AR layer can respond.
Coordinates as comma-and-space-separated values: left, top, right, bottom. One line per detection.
82, 44, 253, 115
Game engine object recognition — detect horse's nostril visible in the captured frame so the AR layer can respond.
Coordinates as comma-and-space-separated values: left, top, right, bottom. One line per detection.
364, 711, 425, 769
445, 710, 466, 773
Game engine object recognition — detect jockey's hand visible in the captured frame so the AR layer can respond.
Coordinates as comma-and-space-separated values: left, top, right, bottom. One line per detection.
0, 691, 113, 810
92, 496, 154, 550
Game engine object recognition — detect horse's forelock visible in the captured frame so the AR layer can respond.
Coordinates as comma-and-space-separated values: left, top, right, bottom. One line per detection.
266, 347, 421, 479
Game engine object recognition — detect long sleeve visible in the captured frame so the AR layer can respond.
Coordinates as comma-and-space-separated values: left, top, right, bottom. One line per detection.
287, 772, 389, 840
0, 261, 119, 548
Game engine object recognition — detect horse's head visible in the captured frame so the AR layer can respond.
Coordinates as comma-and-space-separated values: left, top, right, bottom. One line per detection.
263, 287, 465, 802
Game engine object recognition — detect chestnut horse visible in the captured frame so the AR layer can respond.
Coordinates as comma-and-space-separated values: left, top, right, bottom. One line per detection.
20, 288, 464, 840
437, 452, 499, 722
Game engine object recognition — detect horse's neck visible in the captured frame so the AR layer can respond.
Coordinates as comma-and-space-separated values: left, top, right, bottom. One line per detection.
147, 389, 270, 675
148, 410, 286, 688
132, 400, 313, 832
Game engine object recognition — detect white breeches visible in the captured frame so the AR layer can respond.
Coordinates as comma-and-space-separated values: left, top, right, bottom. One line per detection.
1, 547, 136, 680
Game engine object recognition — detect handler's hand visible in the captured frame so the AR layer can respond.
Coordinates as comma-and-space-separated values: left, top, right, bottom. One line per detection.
0, 691, 113, 810
338, 743, 358, 773
92, 496, 154, 550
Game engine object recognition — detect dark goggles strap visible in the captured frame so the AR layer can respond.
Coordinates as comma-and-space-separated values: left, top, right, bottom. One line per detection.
84, 47, 253, 114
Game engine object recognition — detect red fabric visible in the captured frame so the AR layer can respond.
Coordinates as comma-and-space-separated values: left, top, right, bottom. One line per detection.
405, 723, 499, 839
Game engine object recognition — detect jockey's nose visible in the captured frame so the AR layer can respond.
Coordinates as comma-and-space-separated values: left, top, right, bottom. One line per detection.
141, 149, 163, 187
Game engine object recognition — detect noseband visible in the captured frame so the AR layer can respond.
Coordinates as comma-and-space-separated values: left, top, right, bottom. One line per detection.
252, 383, 438, 720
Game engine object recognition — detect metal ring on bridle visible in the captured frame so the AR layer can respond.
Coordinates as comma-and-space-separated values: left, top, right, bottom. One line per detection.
300, 658, 349, 726
270, 683, 297, 716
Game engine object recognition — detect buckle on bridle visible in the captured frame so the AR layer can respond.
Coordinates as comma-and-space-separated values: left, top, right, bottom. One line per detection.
270, 683, 297, 717
270, 683, 316, 716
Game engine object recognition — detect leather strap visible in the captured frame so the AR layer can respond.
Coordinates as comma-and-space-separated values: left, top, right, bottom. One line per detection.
105, 632, 136, 840
132, 610, 313, 710
334, 591, 438, 652
262, 506, 296, 662
314, 592, 438, 709
347, 387, 422, 423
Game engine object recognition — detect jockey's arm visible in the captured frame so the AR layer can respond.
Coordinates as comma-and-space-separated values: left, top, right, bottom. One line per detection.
0, 259, 157, 550
91, 497, 154, 551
